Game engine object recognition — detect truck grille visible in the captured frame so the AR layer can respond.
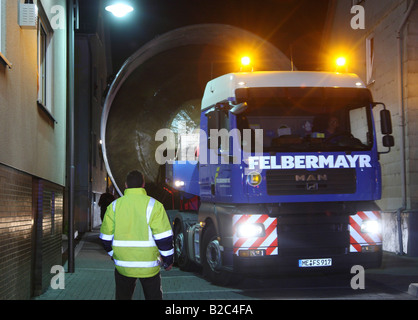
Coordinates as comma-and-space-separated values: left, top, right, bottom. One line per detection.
277, 214, 350, 257
266, 169, 356, 195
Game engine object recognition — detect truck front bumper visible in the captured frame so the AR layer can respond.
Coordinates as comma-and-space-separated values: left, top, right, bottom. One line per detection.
232, 251, 382, 276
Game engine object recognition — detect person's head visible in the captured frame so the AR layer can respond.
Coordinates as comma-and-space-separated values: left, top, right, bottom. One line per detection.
125, 170, 145, 189
327, 116, 339, 133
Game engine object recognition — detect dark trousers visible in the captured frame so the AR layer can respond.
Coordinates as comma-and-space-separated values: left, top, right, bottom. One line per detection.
115, 269, 163, 300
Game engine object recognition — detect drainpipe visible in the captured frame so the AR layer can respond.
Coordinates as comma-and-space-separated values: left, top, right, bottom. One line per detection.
67, 0, 79, 273
396, 0, 415, 255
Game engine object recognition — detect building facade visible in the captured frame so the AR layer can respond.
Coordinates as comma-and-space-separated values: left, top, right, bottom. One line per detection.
73, 4, 112, 233
323, 0, 418, 255
0, 0, 67, 299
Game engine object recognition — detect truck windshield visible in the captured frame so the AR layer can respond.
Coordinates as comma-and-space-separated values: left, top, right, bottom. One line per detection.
235, 87, 374, 152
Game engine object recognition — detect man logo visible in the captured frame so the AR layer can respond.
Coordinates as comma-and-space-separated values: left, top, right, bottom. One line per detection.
306, 183, 319, 191
295, 174, 328, 182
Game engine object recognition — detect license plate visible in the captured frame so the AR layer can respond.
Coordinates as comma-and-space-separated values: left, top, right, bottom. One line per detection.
299, 258, 332, 268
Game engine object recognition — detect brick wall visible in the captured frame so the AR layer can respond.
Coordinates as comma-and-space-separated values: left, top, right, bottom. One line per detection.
0, 165, 33, 299
32, 179, 64, 296
0, 164, 64, 299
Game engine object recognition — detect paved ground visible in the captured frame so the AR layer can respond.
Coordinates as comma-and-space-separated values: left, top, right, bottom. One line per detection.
34, 230, 418, 301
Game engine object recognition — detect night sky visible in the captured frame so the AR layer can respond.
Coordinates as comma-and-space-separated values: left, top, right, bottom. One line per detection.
78, 0, 330, 73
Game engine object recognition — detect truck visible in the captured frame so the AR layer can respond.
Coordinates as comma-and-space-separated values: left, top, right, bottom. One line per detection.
162, 71, 394, 285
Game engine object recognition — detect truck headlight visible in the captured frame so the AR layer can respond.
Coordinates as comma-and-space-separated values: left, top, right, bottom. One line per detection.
236, 223, 265, 238
174, 180, 185, 188
361, 220, 381, 234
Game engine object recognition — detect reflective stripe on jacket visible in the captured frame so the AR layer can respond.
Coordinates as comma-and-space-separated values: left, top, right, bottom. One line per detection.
99, 188, 173, 278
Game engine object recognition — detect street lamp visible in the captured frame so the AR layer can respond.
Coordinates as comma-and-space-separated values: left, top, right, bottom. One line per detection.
105, 2, 134, 18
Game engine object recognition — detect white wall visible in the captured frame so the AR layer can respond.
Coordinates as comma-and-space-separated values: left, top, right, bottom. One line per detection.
324, 0, 418, 254
0, 0, 67, 186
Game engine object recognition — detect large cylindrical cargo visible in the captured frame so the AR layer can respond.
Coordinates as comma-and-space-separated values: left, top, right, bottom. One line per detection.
101, 24, 291, 196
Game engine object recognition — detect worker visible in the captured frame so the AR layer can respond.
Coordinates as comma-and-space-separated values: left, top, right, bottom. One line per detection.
100, 170, 174, 300
325, 116, 339, 138
98, 191, 115, 222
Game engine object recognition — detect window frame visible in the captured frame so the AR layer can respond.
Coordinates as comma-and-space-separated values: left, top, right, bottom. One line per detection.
0, 0, 2, 52
366, 34, 375, 85
0, 0, 11, 68
36, 4, 55, 121
38, 20, 48, 106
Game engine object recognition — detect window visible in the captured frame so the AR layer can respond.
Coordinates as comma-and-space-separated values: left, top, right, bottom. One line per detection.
0, 0, 11, 68
37, 17, 50, 108
366, 34, 375, 85
38, 22, 47, 105
236, 87, 374, 153
0, 0, 2, 52
37, 4, 54, 118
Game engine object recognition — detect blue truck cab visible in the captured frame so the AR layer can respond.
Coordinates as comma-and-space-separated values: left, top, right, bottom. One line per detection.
166, 71, 394, 285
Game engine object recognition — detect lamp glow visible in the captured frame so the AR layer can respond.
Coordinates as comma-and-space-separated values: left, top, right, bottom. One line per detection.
236, 223, 265, 238
361, 220, 381, 234
336, 57, 347, 67
105, 3, 134, 18
174, 180, 185, 188
241, 56, 251, 66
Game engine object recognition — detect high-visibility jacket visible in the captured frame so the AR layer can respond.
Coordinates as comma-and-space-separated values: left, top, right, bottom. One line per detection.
100, 188, 174, 278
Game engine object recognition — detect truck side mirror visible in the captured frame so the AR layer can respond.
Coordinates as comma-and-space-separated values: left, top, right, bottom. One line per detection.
206, 108, 229, 150
206, 111, 218, 150
380, 109, 392, 135
230, 102, 248, 115
383, 135, 394, 147
380, 109, 394, 148
375, 107, 394, 154
374, 103, 394, 154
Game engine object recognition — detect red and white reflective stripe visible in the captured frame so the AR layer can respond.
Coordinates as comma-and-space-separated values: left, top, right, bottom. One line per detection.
232, 214, 278, 256
349, 211, 382, 252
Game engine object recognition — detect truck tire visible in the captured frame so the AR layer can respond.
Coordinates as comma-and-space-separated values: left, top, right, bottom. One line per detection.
174, 222, 194, 271
202, 224, 240, 286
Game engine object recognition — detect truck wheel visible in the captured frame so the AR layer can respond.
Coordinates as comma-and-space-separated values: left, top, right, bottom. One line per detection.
202, 224, 239, 286
174, 222, 193, 271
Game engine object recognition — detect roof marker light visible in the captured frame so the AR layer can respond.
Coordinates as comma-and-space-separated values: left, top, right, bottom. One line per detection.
336, 57, 347, 67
